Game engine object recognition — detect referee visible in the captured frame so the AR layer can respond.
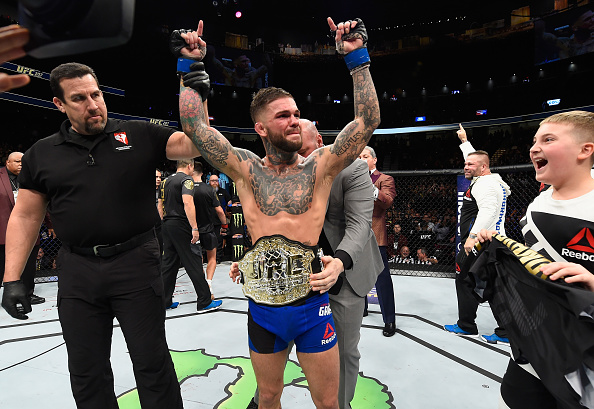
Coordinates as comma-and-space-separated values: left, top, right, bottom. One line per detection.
161, 160, 222, 312
1, 62, 201, 408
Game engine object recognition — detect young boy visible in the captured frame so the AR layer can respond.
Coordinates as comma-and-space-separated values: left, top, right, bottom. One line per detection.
478, 110, 594, 408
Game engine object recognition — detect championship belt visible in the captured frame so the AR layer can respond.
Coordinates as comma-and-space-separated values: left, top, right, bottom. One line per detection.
238, 235, 322, 306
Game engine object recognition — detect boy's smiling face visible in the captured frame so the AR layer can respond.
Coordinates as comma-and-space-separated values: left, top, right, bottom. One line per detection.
530, 122, 586, 186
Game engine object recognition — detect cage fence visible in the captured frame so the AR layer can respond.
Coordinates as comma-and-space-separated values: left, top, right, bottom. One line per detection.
34, 165, 540, 283
384, 164, 539, 278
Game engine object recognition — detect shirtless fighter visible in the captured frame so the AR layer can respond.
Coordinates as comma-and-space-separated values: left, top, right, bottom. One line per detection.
172, 17, 380, 409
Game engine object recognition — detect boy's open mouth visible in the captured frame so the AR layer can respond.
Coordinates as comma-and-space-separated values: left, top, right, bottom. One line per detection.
534, 158, 548, 169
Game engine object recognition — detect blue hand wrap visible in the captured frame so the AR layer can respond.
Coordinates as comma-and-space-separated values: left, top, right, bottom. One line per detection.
344, 47, 370, 71
177, 58, 194, 73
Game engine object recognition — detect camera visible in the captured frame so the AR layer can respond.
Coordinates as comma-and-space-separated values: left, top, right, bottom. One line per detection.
18, 0, 135, 58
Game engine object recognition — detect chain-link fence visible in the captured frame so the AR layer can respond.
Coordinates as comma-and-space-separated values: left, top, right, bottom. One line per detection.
34, 223, 61, 283
34, 165, 540, 283
385, 164, 539, 278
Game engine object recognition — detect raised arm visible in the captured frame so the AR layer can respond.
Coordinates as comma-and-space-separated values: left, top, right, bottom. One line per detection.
326, 18, 380, 175
173, 20, 251, 180
457, 123, 475, 160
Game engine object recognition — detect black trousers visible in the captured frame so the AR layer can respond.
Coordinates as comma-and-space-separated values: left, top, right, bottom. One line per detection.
161, 218, 211, 309
500, 359, 561, 409
213, 223, 224, 261
56, 238, 182, 409
0, 244, 39, 295
375, 246, 396, 325
455, 251, 507, 337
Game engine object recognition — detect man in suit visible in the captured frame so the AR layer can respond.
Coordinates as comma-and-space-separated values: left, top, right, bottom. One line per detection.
243, 120, 383, 409
359, 146, 397, 337
1, 152, 45, 305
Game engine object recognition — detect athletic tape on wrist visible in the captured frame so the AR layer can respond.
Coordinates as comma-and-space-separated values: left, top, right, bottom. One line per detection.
177, 58, 194, 73
344, 47, 370, 71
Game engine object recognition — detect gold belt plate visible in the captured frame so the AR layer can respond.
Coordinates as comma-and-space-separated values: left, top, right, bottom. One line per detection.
239, 236, 314, 305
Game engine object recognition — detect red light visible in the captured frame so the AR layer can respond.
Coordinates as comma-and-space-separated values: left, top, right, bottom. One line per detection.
235, 11, 242, 18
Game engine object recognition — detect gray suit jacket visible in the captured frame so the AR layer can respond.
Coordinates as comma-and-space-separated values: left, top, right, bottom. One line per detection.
324, 159, 384, 297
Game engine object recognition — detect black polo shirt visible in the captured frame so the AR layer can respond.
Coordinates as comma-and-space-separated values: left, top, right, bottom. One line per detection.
212, 188, 231, 226
193, 181, 220, 234
18, 119, 174, 247
162, 172, 194, 222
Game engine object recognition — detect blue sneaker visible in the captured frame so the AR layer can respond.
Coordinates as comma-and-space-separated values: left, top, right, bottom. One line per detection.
197, 299, 222, 313
166, 302, 179, 310
480, 333, 510, 345
443, 324, 478, 337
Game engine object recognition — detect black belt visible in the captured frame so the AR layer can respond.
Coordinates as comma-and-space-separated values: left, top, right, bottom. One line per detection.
67, 229, 156, 257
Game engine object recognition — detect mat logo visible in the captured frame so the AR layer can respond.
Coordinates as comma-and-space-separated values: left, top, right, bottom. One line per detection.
116, 349, 396, 408
114, 132, 128, 145
318, 303, 332, 317
321, 323, 336, 345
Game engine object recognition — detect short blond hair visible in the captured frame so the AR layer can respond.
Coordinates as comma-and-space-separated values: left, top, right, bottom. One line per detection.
176, 159, 194, 168
467, 150, 490, 167
540, 110, 594, 143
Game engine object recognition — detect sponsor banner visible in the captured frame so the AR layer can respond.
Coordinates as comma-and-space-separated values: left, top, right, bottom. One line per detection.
1, 62, 126, 96
0, 92, 178, 128
456, 175, 471, 257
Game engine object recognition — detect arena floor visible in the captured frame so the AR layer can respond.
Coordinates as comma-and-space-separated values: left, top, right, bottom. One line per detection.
0, 263, 510, 409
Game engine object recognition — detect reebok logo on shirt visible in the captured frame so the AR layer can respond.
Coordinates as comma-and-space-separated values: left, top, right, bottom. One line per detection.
566, 228, 594, 253
561, 227, 594, 262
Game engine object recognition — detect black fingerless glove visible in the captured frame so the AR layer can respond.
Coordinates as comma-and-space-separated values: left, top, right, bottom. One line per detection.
181, 62, 210, 102
1, 280, 31, 320
169, 29, 194, 57
342, 18, 368, 47
336, 18, 371, 73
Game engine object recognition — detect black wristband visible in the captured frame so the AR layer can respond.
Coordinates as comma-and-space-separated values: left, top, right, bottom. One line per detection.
180, 61, 210, 101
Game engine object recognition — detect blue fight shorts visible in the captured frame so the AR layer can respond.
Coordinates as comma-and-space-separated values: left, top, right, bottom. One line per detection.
248, 292, 337, 354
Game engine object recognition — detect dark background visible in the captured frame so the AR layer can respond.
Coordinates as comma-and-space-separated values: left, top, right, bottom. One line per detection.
1, 0, 593, 170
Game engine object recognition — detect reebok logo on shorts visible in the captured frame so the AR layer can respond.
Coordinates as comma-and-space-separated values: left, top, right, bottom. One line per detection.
321, 323, 336, 345
318, 304, 332, 317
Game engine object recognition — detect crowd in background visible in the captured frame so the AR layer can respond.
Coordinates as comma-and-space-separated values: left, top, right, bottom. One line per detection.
0, 129, 540, 276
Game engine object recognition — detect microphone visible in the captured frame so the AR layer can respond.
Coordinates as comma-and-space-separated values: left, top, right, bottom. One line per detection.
87, 154, 95, 166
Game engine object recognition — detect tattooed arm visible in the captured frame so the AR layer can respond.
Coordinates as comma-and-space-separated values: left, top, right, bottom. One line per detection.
175, 20, 250, 179
179, 82, 249, 179
325, 18, 380, 177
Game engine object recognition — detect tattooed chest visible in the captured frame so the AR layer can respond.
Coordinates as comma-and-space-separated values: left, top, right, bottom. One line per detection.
249, 171, 317, 216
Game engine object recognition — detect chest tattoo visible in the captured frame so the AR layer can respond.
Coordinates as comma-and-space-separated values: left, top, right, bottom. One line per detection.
246, 160, 317, 216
